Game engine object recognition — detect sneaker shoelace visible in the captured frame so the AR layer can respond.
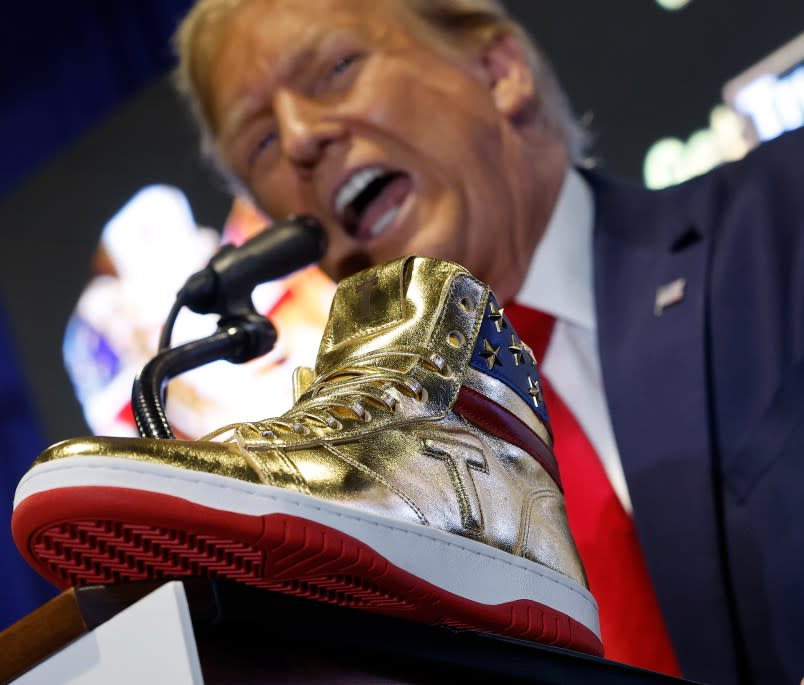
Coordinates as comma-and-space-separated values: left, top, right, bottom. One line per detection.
201, 350, 448, 445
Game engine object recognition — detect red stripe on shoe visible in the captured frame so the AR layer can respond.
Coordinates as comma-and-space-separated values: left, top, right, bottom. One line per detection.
454, 386, 562, 490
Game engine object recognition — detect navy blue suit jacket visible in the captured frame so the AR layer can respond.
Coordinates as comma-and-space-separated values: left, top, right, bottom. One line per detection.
586, 128, 803, 685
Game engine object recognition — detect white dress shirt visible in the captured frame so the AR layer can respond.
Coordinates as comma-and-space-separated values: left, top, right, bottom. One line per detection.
515, 169, 633, 514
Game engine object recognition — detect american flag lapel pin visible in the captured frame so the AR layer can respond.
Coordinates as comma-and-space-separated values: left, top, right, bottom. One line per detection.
654, 277, 686, 316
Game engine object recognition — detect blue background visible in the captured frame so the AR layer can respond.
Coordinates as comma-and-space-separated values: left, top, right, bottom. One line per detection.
0, 0, 194, 628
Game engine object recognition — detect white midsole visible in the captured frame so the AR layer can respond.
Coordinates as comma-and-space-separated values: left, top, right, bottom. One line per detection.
15, 457, 600, 638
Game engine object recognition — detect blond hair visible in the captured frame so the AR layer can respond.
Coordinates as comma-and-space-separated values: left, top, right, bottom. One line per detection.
174, 0, 587, 185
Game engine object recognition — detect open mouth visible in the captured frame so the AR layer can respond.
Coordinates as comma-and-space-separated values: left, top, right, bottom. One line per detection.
334, 167, 412, 241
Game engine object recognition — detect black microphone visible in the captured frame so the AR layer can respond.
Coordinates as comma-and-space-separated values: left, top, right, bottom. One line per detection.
180, 214, 328, 316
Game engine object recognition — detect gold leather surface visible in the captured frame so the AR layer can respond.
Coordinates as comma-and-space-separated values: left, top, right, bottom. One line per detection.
36, 436, 262, 484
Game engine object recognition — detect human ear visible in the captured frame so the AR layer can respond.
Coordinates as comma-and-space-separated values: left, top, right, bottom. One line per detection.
481, 34, 536, 122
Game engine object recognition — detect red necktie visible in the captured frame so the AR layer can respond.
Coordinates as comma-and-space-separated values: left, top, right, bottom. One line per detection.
505, 302, 681, 676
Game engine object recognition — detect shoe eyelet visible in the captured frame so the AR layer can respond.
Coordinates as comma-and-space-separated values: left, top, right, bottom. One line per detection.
326, 418, 343, 431
459, 297, 475, 313
292, 422, 311, 435
423, 354, 448, 374
447, 331, 465, 347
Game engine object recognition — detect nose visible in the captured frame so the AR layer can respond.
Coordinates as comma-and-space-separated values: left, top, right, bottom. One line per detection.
275, 88, 345, 171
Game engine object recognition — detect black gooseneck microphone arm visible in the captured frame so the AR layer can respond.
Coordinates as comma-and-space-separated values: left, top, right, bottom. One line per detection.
132, 215, 328, 439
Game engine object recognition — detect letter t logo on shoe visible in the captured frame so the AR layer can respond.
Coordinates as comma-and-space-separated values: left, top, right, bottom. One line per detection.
356, 274, 379, 319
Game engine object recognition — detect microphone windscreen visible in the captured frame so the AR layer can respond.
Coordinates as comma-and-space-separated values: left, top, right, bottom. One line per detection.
211, 215, 328, 292
181, 215, 328, 314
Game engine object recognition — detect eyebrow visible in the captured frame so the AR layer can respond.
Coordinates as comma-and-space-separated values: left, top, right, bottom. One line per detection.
219, 27, 342, 145
218, 50, 312, 146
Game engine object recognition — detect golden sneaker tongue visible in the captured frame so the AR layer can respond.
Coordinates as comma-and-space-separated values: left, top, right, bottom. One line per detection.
316, 255, 476, 373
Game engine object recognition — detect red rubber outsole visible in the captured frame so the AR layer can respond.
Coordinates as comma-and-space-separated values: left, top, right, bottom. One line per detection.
12, 486, 602, 656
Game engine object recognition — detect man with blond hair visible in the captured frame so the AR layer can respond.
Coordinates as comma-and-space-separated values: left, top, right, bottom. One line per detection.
9, 1, 799, 683
166, 1, 804, 683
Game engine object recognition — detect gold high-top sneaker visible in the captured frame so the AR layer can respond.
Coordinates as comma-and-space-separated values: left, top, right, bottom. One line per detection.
13, 256, 601, 654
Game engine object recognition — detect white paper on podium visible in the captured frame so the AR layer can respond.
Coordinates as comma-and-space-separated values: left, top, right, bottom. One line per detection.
14, 581, 204, 685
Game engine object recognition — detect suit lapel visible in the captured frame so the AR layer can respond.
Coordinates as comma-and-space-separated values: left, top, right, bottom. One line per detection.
587, 171, 740, 682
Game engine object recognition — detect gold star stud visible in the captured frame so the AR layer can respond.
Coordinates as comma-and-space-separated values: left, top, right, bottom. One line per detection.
527, 375, 544, 407
488, 302, 507, 333
522, 341, 537, 366
508, 335, 524, 365
480, 339, 502, 370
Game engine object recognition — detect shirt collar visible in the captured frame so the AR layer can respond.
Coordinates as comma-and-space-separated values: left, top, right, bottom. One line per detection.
514, 167, 596, 330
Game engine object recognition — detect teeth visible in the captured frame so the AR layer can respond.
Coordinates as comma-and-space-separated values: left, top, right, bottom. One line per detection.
370, 206, 400, 236
334, 166, 386, 217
